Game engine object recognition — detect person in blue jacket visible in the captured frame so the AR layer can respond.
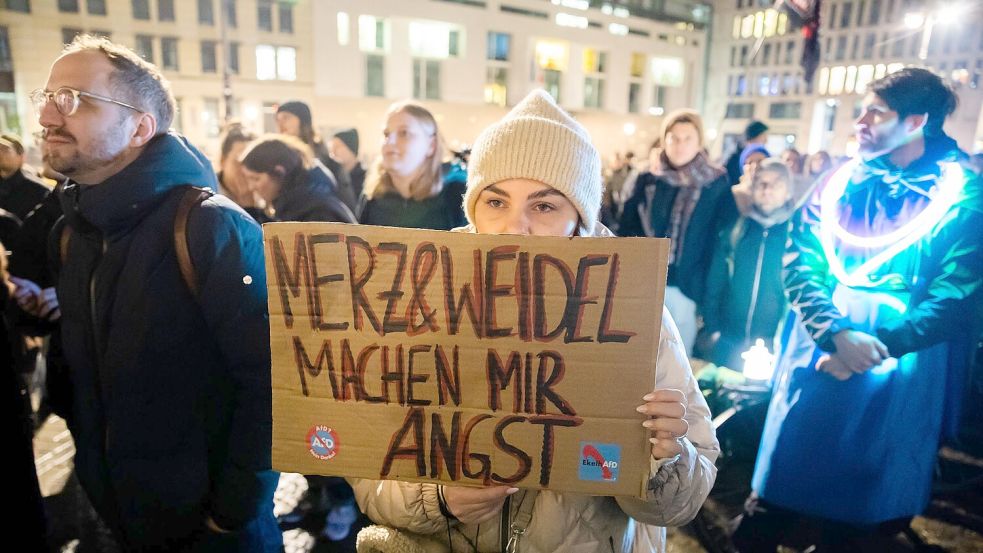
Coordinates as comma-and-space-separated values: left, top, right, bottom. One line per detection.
34, 35, 281, 551
734, 67, 983, 552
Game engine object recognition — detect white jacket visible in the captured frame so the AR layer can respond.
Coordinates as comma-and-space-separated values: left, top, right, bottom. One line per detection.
351, 223, 719, 553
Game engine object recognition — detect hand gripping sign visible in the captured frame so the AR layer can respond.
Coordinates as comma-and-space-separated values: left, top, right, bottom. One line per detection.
264, 223, 668, 497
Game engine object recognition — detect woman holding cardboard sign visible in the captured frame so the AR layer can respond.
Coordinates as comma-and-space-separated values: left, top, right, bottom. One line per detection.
351, 90, 719, 553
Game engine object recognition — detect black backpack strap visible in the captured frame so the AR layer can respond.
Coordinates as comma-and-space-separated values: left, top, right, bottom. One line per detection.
174, 187, 213, 300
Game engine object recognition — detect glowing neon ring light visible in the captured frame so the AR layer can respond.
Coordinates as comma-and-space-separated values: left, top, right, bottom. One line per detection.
818, 159, 966, 287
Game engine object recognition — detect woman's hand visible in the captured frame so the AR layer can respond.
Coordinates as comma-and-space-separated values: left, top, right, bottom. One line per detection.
441, 485, 518, 524
637, 388, 688, 460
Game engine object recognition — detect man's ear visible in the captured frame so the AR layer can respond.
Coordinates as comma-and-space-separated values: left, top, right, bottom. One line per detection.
905, 113, 927, 135
130, 112, 158, 148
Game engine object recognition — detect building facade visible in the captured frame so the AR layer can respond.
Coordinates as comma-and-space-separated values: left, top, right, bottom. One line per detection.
1, 0, 712, 164
1, 0, 312, 161
705, 0, 983, 160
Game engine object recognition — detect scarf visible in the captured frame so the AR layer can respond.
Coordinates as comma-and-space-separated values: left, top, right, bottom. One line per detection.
658, 150, 725, 264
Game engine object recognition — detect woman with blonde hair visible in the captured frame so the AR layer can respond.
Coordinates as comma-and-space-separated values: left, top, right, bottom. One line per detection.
359, 101, 467, 230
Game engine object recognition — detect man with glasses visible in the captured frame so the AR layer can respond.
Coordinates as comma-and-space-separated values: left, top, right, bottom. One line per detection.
0, 133, 50, 222
35, 35, 280, 551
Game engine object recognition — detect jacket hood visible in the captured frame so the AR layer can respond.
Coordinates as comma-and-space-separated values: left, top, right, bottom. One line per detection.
61, 132, 217, 237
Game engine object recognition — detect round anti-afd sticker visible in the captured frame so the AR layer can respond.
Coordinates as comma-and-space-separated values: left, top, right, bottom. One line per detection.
307, 425, 339, 461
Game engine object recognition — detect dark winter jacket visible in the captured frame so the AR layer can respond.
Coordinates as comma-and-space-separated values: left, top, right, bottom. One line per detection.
0, 166, 50, 221
272, 162, 357, 224
618, 157, 736, 304
702, 206, 792, 368
54, 132, 280, 551
359, 180, 467, 230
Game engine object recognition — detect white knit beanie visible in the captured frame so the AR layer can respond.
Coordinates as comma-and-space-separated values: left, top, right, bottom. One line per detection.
463, 89, 602, 231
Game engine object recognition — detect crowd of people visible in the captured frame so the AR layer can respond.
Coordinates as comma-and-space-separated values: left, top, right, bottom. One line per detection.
2, 34, 982, 553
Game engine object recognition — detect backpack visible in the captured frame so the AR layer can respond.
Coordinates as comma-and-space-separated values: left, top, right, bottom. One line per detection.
60, 186, 213, 299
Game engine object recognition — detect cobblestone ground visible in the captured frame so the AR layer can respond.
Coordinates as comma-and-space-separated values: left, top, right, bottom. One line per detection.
37, 415, 983, 553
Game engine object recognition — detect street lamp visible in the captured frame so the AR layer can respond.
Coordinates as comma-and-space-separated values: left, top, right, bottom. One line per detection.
907, 3, 972, 60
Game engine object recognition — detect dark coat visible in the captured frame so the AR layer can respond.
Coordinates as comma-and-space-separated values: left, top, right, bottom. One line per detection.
272, 163, 357, 224
618, 166, 736, 304
359, 180, 467, 230
0, 167, 50, 221
55, 133, 280, 551
701, 212, 791, 368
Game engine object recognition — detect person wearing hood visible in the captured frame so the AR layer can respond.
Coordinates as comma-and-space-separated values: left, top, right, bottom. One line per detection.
350, 90, 718, 553
330, 127, 366, 200
618, 109, 736, 355
35, 36, 280, 550
734, 67, 983, 551
699, 158, 794, 369
240, 134, 356, 224
276, 100, 358, 212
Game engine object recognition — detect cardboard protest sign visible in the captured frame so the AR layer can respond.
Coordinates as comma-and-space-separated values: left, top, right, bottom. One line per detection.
264, 222, 669, 497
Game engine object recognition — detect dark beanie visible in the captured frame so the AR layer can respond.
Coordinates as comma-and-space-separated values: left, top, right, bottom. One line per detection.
333, 128, 359, 156
745, 120, 769, 141
277, 101, 312, 128
739, 144, 771, 168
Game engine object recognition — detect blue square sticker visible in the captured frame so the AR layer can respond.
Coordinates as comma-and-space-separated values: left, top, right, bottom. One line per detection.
579, 442, 621, 482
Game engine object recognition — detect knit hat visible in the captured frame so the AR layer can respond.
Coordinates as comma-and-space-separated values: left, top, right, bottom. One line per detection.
333, 128, 359, 156
464, 89, 602, 231
277, 100, 313, 128
739, 144, 771, 168
744, 120, 769, 141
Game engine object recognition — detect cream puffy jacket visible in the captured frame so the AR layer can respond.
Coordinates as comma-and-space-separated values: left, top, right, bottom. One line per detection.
351, 223, 719, 553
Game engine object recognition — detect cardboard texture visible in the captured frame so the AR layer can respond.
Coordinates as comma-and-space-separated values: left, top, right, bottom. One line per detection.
264, 222, 669, 498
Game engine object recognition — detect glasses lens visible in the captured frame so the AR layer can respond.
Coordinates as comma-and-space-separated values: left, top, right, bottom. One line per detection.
54, 89, 78, 116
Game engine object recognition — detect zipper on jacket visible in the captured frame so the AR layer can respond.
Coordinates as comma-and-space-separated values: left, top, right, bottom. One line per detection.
500, 495, 511, 552
744, 228, 768, 343
88, 238, 110, 452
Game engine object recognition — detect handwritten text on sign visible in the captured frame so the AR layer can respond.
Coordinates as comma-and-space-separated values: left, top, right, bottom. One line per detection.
265, 223, 666, 496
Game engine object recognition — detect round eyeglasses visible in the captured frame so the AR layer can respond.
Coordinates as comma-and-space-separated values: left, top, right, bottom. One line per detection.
30, 86, 143, 117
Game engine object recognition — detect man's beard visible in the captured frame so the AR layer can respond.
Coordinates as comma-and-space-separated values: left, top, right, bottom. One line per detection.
42, 117, 131, 180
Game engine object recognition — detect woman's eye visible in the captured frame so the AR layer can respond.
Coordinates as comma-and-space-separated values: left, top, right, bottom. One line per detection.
486, 198, 505, 208
533, 202, 556, 213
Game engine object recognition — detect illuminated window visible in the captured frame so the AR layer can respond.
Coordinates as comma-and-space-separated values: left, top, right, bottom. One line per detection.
583, 48, 606, 74
485, 66, 507, 106
763, 9, 778, 38
535, 40, 568, 71
741, 14, 754, 38
818, 67, 830, 95
409, 21, 464, 59
845, 65, 858, 94
337, 12, 350, 46
630, 52, 646, 77
255, 45, 295, 81
358, 15, 388, 53
874, 64, 886, 80
829, 66, 846, 95
855, 64, 874, 93
759, 74, 770, 96
733, 16, 741, 39
887, 62, 904, 74
753, 11, 764, 38
650, 57, 684, 87
778, 12, 788, 35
